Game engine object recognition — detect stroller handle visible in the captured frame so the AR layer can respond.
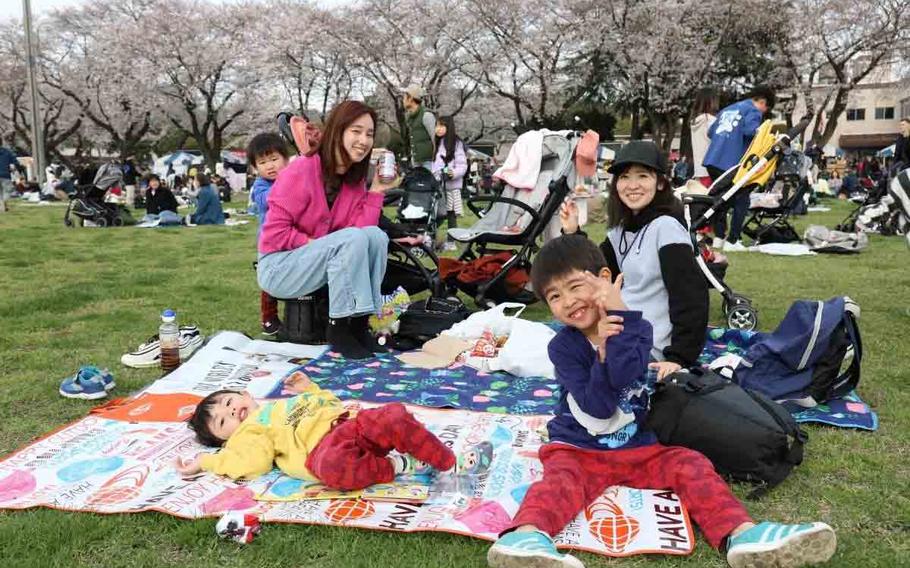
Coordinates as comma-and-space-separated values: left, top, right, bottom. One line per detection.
784, 115, 813, 143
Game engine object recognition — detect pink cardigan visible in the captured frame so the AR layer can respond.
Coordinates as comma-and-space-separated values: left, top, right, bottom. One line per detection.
258, 154, 384, 255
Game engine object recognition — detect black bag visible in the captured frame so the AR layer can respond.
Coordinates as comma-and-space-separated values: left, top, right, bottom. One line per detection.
394, 297, 471, 350
284, 288, 330, 344
646, 368, 807, 497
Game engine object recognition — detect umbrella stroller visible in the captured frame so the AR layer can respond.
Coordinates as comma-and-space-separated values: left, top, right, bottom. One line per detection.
681, 116, 812, 330
444, 130, 579, 307
64, 163, 134, 227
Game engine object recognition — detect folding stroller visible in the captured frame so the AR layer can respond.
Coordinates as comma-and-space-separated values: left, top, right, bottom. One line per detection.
741, 149, 810, 244
445, 131, 579, 307
681, 117, 812, 330
836, 168, 910, 236
63, 163, 134, 227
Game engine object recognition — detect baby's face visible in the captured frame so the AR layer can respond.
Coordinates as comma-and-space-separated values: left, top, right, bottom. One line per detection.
206, 392, 259, 442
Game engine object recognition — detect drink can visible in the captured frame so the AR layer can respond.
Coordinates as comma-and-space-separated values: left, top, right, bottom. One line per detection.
379, 151, 396, 181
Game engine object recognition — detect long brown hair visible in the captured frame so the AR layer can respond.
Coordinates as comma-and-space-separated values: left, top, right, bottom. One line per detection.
691, 88, 719, 117
318, 100, 378, 188
606, 165, 681, 229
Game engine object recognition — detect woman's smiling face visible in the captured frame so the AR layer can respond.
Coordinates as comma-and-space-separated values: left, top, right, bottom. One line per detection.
342, 113, 375, 165
615, 164, 658, 213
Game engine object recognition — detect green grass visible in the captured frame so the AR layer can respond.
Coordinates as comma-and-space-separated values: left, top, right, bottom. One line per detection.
0, 197, 908, 567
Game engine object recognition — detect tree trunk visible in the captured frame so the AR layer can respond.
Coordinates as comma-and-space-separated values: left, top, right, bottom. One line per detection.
630, 109, 641, 140
680, 109, 693, 164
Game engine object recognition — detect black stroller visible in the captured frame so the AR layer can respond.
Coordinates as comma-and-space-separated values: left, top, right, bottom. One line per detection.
444, 130, 579, 307
681, 116, 812, 330
64, 163, 134, 227
741, 149, 810, 244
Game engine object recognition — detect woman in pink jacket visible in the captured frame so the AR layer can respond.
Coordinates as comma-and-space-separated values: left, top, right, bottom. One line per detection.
257, 101, 397, 359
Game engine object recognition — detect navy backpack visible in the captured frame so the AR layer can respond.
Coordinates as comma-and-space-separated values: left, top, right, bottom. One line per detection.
734, 297, 862, 404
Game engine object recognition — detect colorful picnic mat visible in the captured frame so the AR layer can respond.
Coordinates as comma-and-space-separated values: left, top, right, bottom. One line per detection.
0, 331, 695, 558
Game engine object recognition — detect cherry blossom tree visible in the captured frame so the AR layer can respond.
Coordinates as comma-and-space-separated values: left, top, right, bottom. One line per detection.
776, 0, 910, 147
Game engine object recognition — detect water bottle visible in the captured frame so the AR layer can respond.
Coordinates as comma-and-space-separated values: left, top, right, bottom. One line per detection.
159, 309, 180, 372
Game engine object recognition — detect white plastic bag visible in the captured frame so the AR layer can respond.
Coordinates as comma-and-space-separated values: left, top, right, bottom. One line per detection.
443, 302, 527, 340
489, 318, 556, 379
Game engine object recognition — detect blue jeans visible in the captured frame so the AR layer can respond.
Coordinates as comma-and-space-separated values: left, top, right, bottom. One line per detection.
714, 191, 750, 242
257, 226, 389, 318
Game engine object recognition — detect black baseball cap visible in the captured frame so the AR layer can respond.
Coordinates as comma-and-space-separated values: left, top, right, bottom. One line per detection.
607, 140, 668, 174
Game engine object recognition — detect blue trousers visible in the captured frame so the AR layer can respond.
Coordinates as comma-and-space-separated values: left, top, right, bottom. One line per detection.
257, 226, 388, 318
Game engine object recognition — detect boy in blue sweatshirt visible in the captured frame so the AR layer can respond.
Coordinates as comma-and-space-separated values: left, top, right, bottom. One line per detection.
486, 235, 836, 568
247, 133, 290, 337
704, 85, 774, 250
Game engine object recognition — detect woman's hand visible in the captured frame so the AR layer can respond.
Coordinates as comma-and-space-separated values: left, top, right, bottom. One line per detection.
649, 361, 683, 382
174, 454, 203, 476
559, 197, 580, 234
369, 166, 400, 194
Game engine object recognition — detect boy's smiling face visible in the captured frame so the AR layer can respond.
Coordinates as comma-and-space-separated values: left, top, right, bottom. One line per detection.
543, 268, 611, 336
206, 391, 259, 442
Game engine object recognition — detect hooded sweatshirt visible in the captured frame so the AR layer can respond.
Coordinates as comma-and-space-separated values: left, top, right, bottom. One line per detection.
703, 99, 763, 171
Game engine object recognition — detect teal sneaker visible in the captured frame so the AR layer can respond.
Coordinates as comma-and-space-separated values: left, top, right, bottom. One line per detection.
59, 366, 114, 400
727, 522, 836, 568
488, 530, 585, 568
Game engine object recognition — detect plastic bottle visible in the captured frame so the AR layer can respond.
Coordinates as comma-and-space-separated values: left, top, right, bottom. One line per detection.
159, 309, 180, 372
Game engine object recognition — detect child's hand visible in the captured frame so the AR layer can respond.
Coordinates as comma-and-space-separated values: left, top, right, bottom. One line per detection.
284, 370, 314, 393
594, 314, 624, 362
559, 198, 579, 234
174, 454, 203, 476
649, 361, 682, 381
584, 271, 626, 312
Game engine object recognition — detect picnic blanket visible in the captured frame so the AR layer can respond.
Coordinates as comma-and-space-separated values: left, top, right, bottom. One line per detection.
0, 344, 695, 558
701, 328, 878, 431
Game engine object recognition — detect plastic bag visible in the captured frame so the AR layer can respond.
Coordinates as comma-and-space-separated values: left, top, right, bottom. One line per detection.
489, 318, 556, 379
443, 302, 527, 340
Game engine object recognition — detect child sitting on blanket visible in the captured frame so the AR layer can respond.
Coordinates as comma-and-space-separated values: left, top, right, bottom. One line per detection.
485, 235, 836, 568
175, 375, 461, 489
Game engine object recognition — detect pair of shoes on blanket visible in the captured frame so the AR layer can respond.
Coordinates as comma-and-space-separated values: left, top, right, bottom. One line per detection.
485, 522, 836, 568
121, 325, 204, 368
60, 365, 115, 400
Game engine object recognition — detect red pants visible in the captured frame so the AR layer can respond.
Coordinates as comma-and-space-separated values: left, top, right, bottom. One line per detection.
260, 291, 279, 322
510, 443, 751, 549
305, 403, 455, 490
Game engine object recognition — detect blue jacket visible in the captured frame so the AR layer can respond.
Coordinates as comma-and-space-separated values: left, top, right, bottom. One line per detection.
0, 147, 18, 180
703, 99, 764, 171
546, 311, 657, 451
191, 185, 225, 225
250, 176, 274, 237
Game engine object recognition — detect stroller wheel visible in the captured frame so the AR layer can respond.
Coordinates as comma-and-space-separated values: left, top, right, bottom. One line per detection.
113, 216, 124, 227
64, 218, 73, 227
727, 304, 758, 331
96, 217, 109, 227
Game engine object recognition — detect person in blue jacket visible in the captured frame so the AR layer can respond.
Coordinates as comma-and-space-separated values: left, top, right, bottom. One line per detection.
704, 86, 775, 251
187, 173, 225, 225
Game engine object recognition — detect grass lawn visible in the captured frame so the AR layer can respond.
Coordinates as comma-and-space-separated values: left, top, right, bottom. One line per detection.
0, 196, 907, 567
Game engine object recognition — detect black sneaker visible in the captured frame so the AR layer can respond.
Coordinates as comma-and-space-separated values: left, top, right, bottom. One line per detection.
327, 317, 372, 359
261, 316, 287, 341
351, 315, 388, 354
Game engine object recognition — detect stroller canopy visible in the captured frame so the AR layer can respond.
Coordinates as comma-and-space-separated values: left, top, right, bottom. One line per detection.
94, 162, 123, 190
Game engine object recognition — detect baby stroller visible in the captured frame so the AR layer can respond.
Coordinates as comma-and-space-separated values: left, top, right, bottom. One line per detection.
681, 116, 812, 330
274, 112, 445, 299
836, 168, 910, 235
444, 130, 580, 307
64, 162, 134, 227
741, 148, 810, 244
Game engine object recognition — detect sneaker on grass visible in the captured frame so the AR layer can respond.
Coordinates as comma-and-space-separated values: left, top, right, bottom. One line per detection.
487, 530, 585, 568
60, 366, 115, 400
723, 240, 748, 252
121, 328, 204, 368
726, 521, 836, 568
261, 316, 286, 340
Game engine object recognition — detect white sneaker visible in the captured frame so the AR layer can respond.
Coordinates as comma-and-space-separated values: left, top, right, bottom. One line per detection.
712, 237, 726, 249
121, 328, 204, 368
724, 240, 747, 252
